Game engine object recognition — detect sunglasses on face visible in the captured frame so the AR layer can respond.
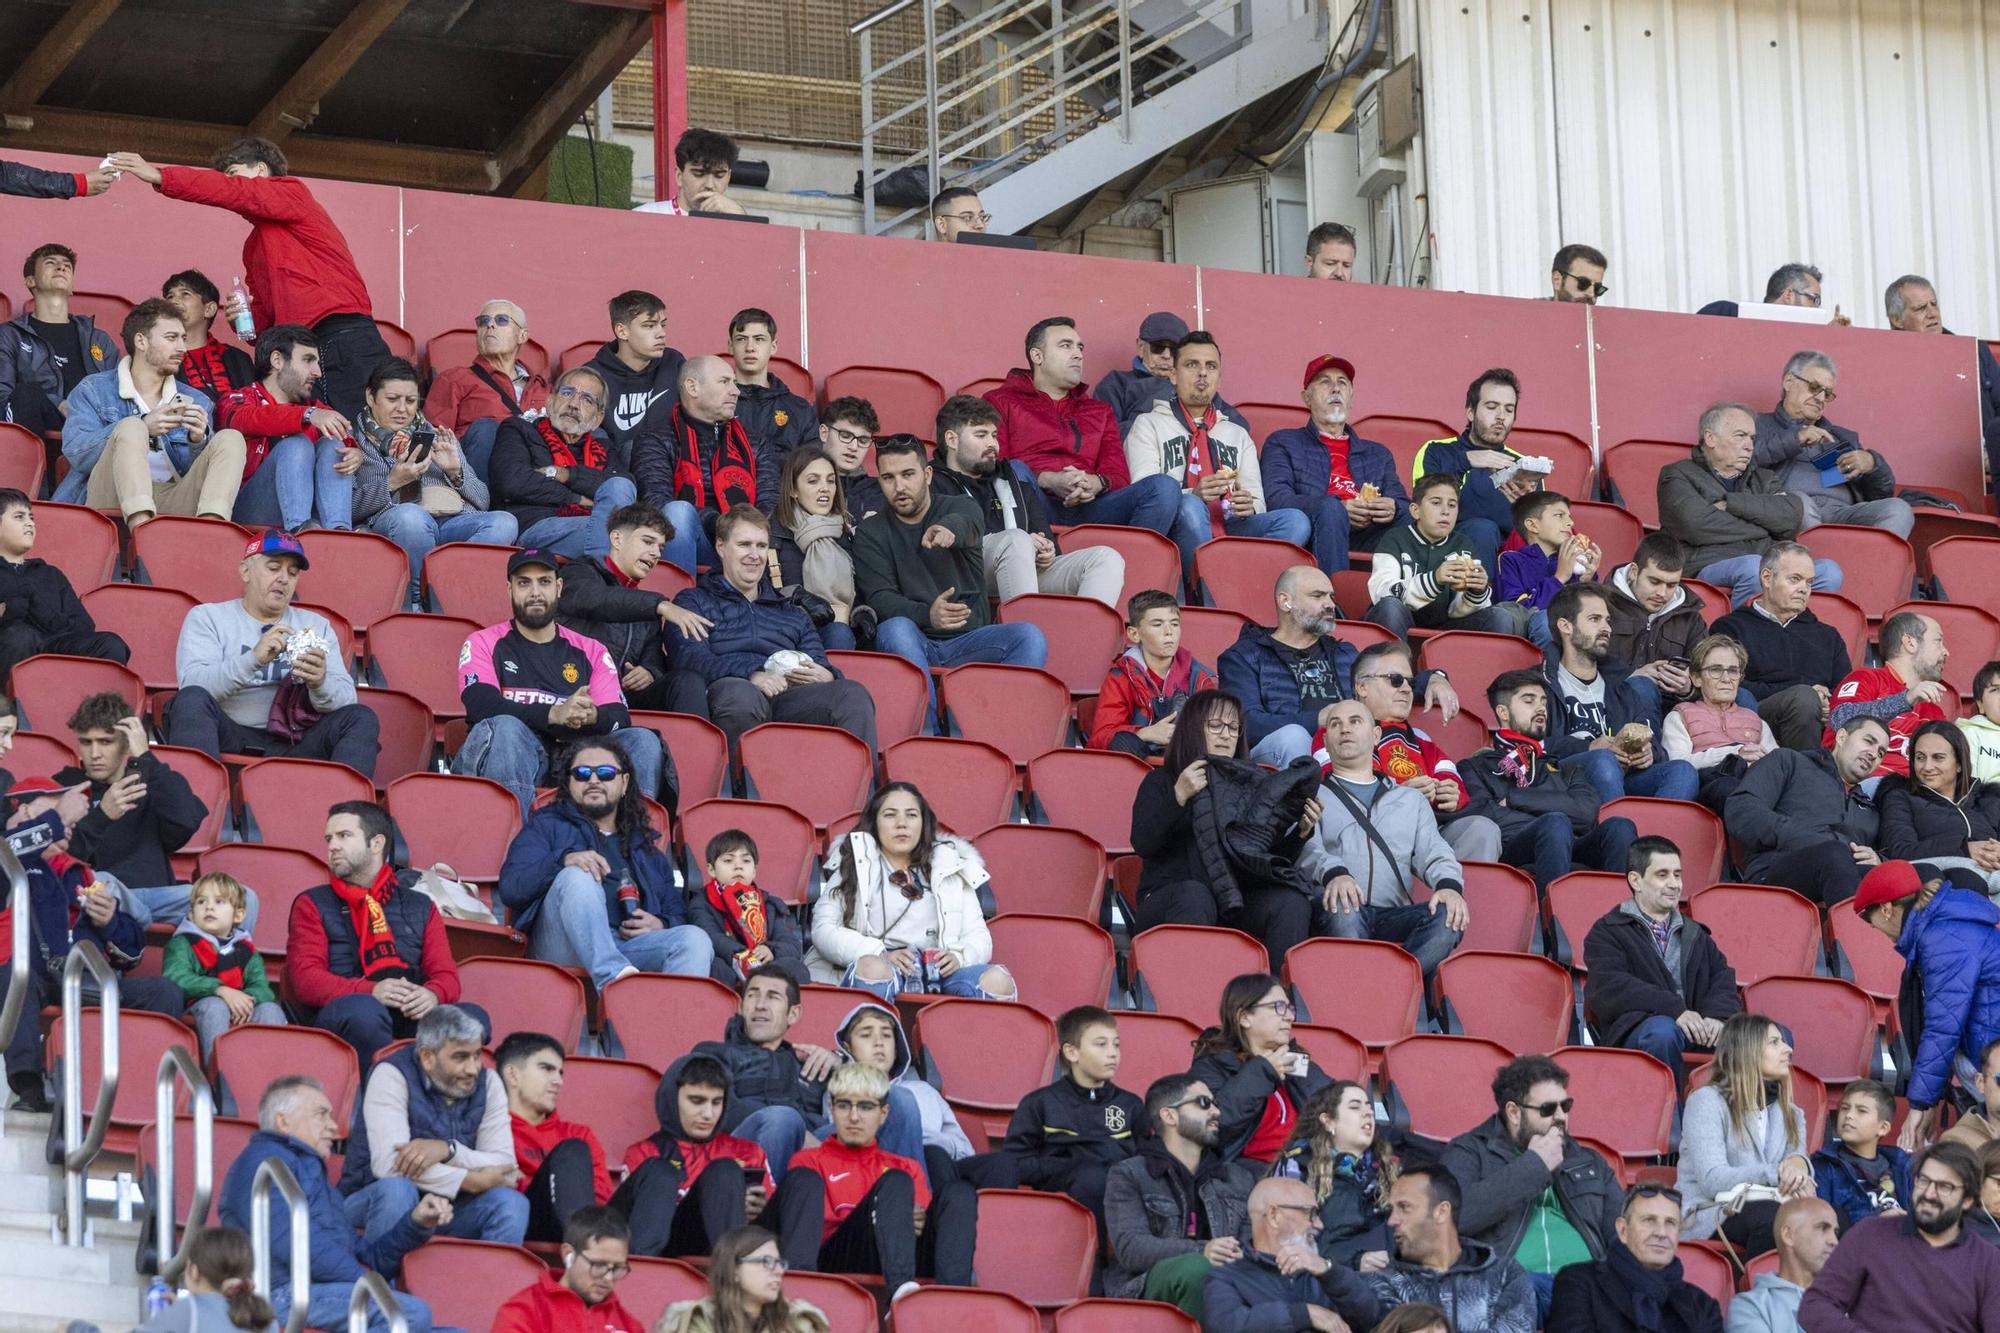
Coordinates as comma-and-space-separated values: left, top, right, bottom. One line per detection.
474, 313, 517, 328
1523, 1098, 1575, 1117
1173, 1094, 1217, 1111
570, 764, 623, 782
1564, 271, 1609, 297
1359, 672, 1412, 690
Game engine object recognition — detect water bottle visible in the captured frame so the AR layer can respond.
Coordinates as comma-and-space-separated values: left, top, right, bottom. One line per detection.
230, 277, 257, 342
144, 1275, 173, 1316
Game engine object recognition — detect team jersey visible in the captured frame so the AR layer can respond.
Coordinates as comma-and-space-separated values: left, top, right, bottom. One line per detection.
1825, 665, 1944, 777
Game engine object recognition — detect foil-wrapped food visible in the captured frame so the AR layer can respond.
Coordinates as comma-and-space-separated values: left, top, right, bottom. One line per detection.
280, 626, 333, 674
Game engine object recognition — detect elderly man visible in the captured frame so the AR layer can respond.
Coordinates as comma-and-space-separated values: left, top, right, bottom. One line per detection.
1305, 222, 1358, 281
1658, 401, 1844, 607
220, 1075, 453, 1332
1709, 542, 1852, 750
341, 1004, 529, 1245
1827, 609, 1949, 777
1202, 1176, 1382, 1333
633, 354, 755, 573
1728, 1197, 1838, 1332
489, 367, 641, 560
1262, 355, 1410, 576
1752, 351, 1912, 537
1549, 244, 1608, 305
1546, 1184, 1725, 1332
1218, 564, 1455, 765
1726, 715, 1887, 905
423, 298, 550, 481
1412, 369, 1540, 575
1886, 273, 2000, 484
1346, 639, 1502, 862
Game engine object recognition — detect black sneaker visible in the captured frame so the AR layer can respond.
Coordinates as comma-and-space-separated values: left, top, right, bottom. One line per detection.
9, 1072, 49, 1114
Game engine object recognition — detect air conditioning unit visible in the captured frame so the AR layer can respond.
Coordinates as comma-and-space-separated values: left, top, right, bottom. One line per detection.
1354, 56, 1417, 199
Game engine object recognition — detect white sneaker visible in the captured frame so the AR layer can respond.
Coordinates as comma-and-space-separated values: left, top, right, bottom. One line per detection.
608, 965, 640, 984
890, 1281, 922, 1304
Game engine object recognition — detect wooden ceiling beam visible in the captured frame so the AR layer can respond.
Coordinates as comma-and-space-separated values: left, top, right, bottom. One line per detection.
249, 0, 414, 142
0, 0, 126, 112
492, 9, 651, 194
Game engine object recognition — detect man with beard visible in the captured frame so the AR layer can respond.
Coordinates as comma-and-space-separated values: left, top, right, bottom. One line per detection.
1546, 1184, 1724, 1333
489, 367, 643, 561
1827, 610, 1949, 778
1104, 1074, 1256, 1317
496, 737, 712, 989
930, 393, 1123, 607
1412, 369, 1541, 576
217, 323, 357, 533
1339, 639, 1502, 862
1540, 583, 1699, 805
454, 549, 667, 819
1261, 355, 1408, 576
1800, 1142, 2000, 1331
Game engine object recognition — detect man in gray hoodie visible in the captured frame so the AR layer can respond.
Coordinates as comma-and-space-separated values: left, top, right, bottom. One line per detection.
1300, 699, 1468, 978
1727, 1196, 1837, 1332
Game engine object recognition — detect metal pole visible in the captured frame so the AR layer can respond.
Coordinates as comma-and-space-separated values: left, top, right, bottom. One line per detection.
1051, 0, 1067, 141
60, 941, 118, 1246
1117, 0, 1133, 142
923, 0, 940, 211
154, 1046, 214, 1283
251, 1156, 312, 1333
860, 29, 877, 233
348, 1271, 410, 1333
0, 845, 29, 1142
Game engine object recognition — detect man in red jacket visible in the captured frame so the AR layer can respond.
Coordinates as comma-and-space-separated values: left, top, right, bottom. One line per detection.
284, 800, 477, 1065
983, 315, 1179, 542
1825, 608, 1949, 778
218, 323, 357, 533
493, 1205, 645, 1333
108, 138, 391, 419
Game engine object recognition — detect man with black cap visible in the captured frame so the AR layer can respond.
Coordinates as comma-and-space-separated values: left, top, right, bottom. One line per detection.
165, 529, 380, 777
1261, 354, 1409, 575
454, 548, 668, 820
1093, 312, 1251, 435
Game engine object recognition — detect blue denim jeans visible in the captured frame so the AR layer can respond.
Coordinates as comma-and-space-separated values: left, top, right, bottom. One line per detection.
459, 418, 499, 485
516, 476, 640, 558
658, 499, 704, 576
346, 1174, 528, 1246
453, 712, 664, 819
1500, 812, 1638, 889
1250, 725, 1315, 766
1053, 473, 1180, 537
1696, 554, 1843, 609
275, 1283, 446, 1333
821, 621, 857, 651
1169, 493, 1312, 586
1294, 495, 1394, 575
839, 957, 1010, 1002
369, 503, 519, 605
1320, 902, 1463, 980
1628, 1013, 1692, 1094
872, 617, 1048, 728
528, 865, 715, 988
1566, 749, 1700, 805
735, 1105, 810, 1180
233, 433, 354, 531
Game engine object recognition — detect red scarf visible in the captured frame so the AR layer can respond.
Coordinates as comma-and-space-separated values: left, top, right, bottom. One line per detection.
704, 878, 770, 978
191, 934, 253, 989
1173, 400, 1227, 538
534, 417, 609, 517
1493, 728, 1545, 788
328, 864, 412, 981
670, 405, 757, 511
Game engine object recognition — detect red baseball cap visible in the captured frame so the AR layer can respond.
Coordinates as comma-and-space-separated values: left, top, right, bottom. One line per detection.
1302, 354, 1358, 390
1851, 859, 1923, 914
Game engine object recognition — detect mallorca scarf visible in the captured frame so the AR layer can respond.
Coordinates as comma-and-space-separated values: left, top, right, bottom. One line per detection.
669, 405, 757, 511
704, 878, 771, 978
1494, 728, 1546, 788
180, 922, 256, 988
534, 416, 608, 516
1172, 400, 1227, 538
329, 863, 413, 981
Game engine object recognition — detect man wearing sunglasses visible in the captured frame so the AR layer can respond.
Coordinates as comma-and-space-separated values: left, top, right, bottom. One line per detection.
1545, 1184, 1725, 1332
1751, 350, 1912, 539
1441, 1054, 1624, 1325
1548, 243, 1608, 305
496, 737, 712, 990
492, 1204, 645, 1333
424, 299, 550, 483
1094, 312, 1251, 435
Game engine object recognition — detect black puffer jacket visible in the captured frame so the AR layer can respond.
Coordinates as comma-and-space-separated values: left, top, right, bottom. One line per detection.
1189, 756, 1321, 916
1877, 774, 2000, 863
1440, 1113, 1623, 1265
743, 375, 820, 510
556, 555, 672, 683
689, 1015, 826, 1129
670, 573, 830, 681
1187, 1041, 1333, 1164
1458, 741, 1603, 840
1, 159, 82, 199
1726, 747, 1878, 881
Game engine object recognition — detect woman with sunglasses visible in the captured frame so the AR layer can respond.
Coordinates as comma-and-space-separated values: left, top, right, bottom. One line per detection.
1675, 1013, 1810, 1253
807, 782, 1016, 1002
1271, 1080, 1400, 1267
655, 1225, 828, 1333
1662, 634, 1777, 812
1877, 719, 2000, 891
1189, 972, 1332, 1165
769, 445, 859, 651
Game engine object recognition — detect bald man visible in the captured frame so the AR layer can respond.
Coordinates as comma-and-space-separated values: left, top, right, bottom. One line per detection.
632, 354, 755, 570
1727, 1197, 1837, 1332
1203, 1176, 1381, 1333
425, 298, 551, 480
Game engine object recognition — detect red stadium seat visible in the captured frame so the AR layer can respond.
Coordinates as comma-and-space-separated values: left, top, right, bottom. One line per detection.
1133, 924, 1269, 1025
957, 376, 1007, 400
1744, 976, 1879, 1087
555, 1056, 660, 1162
12, 654, 144, 731
1548, 871, 1633, 969
998, 594, 1123, 695
1287, 938, 1423, 1063
46, 1010, 197, 1154
680, 799, 817, 904
826, 650, 929, 748
558, 340, 600, 375
1553, 1045, 1675, 1167
69, 291, 134, 331
987, 914, 1115, 1019
367, 613, 482, 719
423, 327, 550, 379
618, 1258, 708, 1320
151, 744, 232, 874
917, 998, 1058, 1142
941, 663, 1073, 765
1930, 535, 2000, 603
1237, 402, 1303, 447
739, 722, 873, 832
211, 1025, 360, 1134
639, 560, 693, 599
1885, 600, 1999, 699
1684, 884, 1823, 986
1447, 861, 1540, 954
1438, 951, 1572, 1053
422, 541, 514, 622
1597, 798, 1725, 890
34, 502, 122, 592
885, 737, 1017, 832
893, 1287, 1041, 1332
1026, 748, 1151, 855
458, 957, 589, 1052
402, 1239, 544, 1333
1799, 525, 1918, 619
1329, 570, 1374, 619
1352, 416, 1455, 483
373, 319, 417, 361
1383, 1035, 1517, 1139
822, 365, 945, 439
197, 844, 329, 958
6, 730, 73, 777
1508, 427, 1596, 499
82, 584, 198, 690
1292, 1024, 1370, 1085
0, 421, 46, 497
1329, 620, 1399, 653
1177, 606, 1254, 667
769, 357, 815, 401
631, 711, 730, 804
1567, 500, 1647, 571
240, 757, 373, 854
1192, 536, 1313, 617
775, 1273, 877, 1329
362, 686, 437, 785
1113, 1012, 1203, 1096
1416, 632, 1541, 729
602, 974, 741, 1071
138, 1116, 260, 1231
1829, 899, 1902, 1028
1810, 592, 1870, 668
1677, 1242, 1736, 1313
132, 515, 256, 604
387, 771, 522, 882
1056, 1300, 1199, 1333
972, 1189, 1098, 1307
793, 984, 881, 1050
1415, 702, 1490, 765
973, 824, 1105, 922
1056, 523, 1181, 603
1602, 440, 1688, 528
297, 529, 412, 631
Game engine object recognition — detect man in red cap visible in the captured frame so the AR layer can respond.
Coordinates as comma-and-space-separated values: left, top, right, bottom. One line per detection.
1259, 355, 1409, 575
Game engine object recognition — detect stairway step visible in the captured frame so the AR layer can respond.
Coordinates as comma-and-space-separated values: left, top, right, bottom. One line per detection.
0, 1272, 144, 1329
0, 1237, 111, 1283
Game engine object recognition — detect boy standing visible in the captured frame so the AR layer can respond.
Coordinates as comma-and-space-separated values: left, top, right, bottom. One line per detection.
1497, 491, 1601, 649
1090, 590, 1218, 755
0, 487, 130, 684
162, 871, 285, 1061
1366, 475, 1524, 639
1813, 1079, 1913, 1230
1001, 1005, 1145, 1240
688, 829, 809, 987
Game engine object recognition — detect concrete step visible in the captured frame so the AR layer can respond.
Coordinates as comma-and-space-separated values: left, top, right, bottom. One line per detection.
0, 1272, 145, 1330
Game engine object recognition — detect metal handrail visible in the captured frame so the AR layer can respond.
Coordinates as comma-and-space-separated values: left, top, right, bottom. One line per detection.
0, 844, 29, 1139
60, 940, 118, 1246
153, 1045, 215, 1282
251, 1156, 312, 1333
348, 1271, 410, 1333
852, 0, 924, 36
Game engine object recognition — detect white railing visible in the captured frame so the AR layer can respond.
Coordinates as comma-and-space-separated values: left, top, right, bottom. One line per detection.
251, 1155, 313, 1333
152, 1045, 215, 1281
348, 1270, 410, 1333
59, 940, 118, 1245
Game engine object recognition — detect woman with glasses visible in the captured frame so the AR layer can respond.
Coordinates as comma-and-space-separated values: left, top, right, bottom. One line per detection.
1189, 972, 1333, 1165
655, 1225, 829, 1333
1877, 720, 2000, 892
1662, 635, 1777, 812
1675, 1013, 1810, 1253
1271, 1080, 1400, 1266
807, 782, 1015, 1002
770, 446, 860, 651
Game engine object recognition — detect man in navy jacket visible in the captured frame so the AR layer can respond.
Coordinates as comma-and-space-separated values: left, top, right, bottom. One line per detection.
1261, 354, 1409, 575
1411, 368, 1542, 575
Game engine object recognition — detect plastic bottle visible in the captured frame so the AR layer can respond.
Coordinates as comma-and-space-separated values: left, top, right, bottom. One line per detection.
144, 1275, 173, 1316
230, 277, 257, 342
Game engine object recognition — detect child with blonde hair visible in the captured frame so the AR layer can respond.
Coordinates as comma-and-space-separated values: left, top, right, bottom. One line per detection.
162, 872, 286, 1059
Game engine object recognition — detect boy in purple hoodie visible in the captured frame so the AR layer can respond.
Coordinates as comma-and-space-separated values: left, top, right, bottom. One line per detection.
1497, 491, 1601, 650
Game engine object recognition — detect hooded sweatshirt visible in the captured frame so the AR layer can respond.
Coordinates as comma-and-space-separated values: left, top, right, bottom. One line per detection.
1604, 561, 1709, 685
833, 1002, 974, 1159
1726, 1270, 1804, 1333
623, 1053, 775, 1193
584, 340, 687, 454
160, 917, 276, 1004
1089, 644, 1218, 753
1964, 714, 2000, 787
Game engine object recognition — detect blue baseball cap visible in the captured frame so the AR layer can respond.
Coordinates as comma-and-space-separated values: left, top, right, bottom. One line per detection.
244, 529, 309, 570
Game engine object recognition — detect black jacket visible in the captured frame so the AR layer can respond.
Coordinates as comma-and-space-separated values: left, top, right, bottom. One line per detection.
632, 409, 757, 522
0, 554, 97, 642
1440, 1113, 1624, 1265
585, 340, 685, 454
930, 462, 1057, 540
1458, 741, 1604, 840
1001, 1074, 1144, 1166
1132, 765, 1202, 893
555, 555, 671, 683
53, 751, 207, 891
1103, 1139, 1256, 1300
1709, 602, 1852, 700
1546, 1242, 1724, 1333
1187, 1041, 1333, 1163
1269, 1140, 1392, 1265
741, 376, 820, 511
685, 880, 807, 982
1191, 757, 1321, 917
841, 471, 887, 523
690, 1014, 827, 1130
1582, 905, 1743, 1047
488, 416, 631, 531
1, 159, 81, 199
0, 311, 117, 435
1726, 747, 1878, 881
1876, 774, 2000, 863
1203, 1246, 1382, 1333
1541, 651, 1666, 764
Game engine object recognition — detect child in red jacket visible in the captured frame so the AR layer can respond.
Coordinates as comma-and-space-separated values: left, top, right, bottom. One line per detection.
1090, 591, 1217, 755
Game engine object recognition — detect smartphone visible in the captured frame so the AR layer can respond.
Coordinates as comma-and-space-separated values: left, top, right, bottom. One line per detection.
407, 426, 435, 465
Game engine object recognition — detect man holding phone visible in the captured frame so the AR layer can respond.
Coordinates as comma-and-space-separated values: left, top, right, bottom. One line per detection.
1602, 532, 1714, 719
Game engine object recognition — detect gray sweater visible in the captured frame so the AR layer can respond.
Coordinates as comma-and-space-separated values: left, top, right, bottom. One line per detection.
133, 1289, 278, 1332
1725, 1272, 1805, 1333
1299, 777, 1465, 907
175, 600, 356, 728
349, 413, 491, 526
1675, 1084, 1808, 1240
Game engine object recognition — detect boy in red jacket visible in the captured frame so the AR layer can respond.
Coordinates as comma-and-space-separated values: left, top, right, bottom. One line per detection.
788, 1061, 978, 1298
1090, 590, 1218, 755
492, 1205, 645, 1333
499, 1032, 613, 1243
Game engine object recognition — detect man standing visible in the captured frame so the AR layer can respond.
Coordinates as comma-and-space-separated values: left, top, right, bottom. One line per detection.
1884, 273, 2000, 484
56, 692, 210, 926
0, 487, 130, 682
984, 316, 1180, 537
931, 394, 1124, 608
929, 186, 988, 242
1800, 1143, 2000, 1330
1104, 1074, 1255, 1317
218, 323, 356, 534
489, 367, 642, 561
555, 502, 712, 716
166, 530, 379, 776
1412, 369, 1540, 575
1548, 245, 1609, 305
1726, 716, 1887, 905
1306, 223, 1359, 281
1365, 1166, 1538, 1333
1345, 640, 1502, 861
110, 140, 392, 419
1262, 355, 1409, 576
1753, 351, 1912, 537
1540, 583, 1700, 805
454, 548, 667, 818
1582, 837, 1742, 1087
730, 307, 819, 503
492, 1206, 644, 1333
1728, 1197, 1838, 1332
1545, 1184, 1724, 1332
1827, 610, 1949, 777
161, 269, 257, 406
1202, 1176, 1383, 1333
1709, 542, 1852, 751
0, 242, 116, 436
422, 299, 549, 480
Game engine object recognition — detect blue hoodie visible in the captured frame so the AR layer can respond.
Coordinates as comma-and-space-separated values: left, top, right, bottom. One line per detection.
1900, 886, 2000, 1109
218, 1129, 430, 1289
496, 799, 686, 934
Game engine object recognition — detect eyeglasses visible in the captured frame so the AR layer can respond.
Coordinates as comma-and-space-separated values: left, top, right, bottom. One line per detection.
1699, 665, 1743, 679
942, 210, 992, 225
573, 1254, 631, 1278
1172, 1094, 1217, 1111
1786, 373, 1838, 401
555, 384, 604, 411
737, 1254, 788, 1273
1522, 1097, 1575, 1117
1358, 672, 1412, 690
1785, 286, 1824, 308
1624, 1183, 1682, 1206
1204, 719, 1242, 738
1914, 1173, 1966, 1198
832, 1098, 883, 1115
1249, 999, 1296, 1019
474, 313, 517, 328
828, 425, 875, 448
1564, 271, 1609, 298
569, 764, 624, 782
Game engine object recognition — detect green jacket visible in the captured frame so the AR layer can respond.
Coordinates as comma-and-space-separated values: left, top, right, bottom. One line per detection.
161, 930, 277, 1004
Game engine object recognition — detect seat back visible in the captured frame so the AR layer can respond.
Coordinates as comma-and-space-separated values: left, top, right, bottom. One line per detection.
1547, 871, 1633, 971
33, 502, 121, 593
891, 1287, 1042, 1331
1056, 523, 1180, 606
554, 1056, 661, 1162
791, 984, 883, 1050
422, 542, 514, 622
885, 737, 1016, 833
1799, 524, 1917, 619
1287, 938, 1424, 1053
211, 1026, 361, 1135
1676, 1242, 1736, 1313
1350, 415, 1455, 482
680, 799, 818, 904
13, 654, 144, 732
1192, 536, 1314, 618
1026, 748, 1151, 855
602, 973, 742, 1071
1444, 862, 1540, 954
1383, 1034, 1518, 1139
367, 613, 483, 718
1598, 797, 1725, 889
1112, 1012, 1203, 1096
940, 664, 1073, 765
386, 772, 523, 882
1055, 1300, 1200, 1333
1828, 899, 1902, 1019
1931, 535, 2000, 603
6, 730, 74, 777
1602, 440, 1689, 526
47, 1010, 197, 1148
1566, 500, 1648, 570
997, 594, 1123, 695
777, 1273, 879, 1330
197, 844, 329, 949
1684, 884, 1823, 986
239, 757, 374, 853
1416, 632, 1542, 728
824, 649, 930, 748
1552, 1045, 1675, 1161
1291, 1023, 1370, 1085
0, 421, 46, 497
972, 824, 1105, 922
1176, 606, 1254, 667
362, 686, 437, 786
1133, 924, 1269, 1025
617, 1258, 709, 1324
296, 529, 412, 631
132, 515, 255, 603
401, 1238, 545, 1332
738, 722, 874, 832
1437, 951, 1573, 1053
917, 999, 1057, 1141
138, 1115, 260, 1229
458, 956, 589, 1051
987, 914, 1116, 1019
81, 585, 198, 690
821, 365, 945, 440
423, 327, 550, 379
373, 319, 416, 360
1744, 975, 1879, 1086
630, 711, 730, 804
151, 744, 232, 868
971, 1189, 1099, 1306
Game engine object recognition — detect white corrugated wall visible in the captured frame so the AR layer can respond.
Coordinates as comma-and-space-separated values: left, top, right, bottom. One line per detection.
1413, 0, 2000, 335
